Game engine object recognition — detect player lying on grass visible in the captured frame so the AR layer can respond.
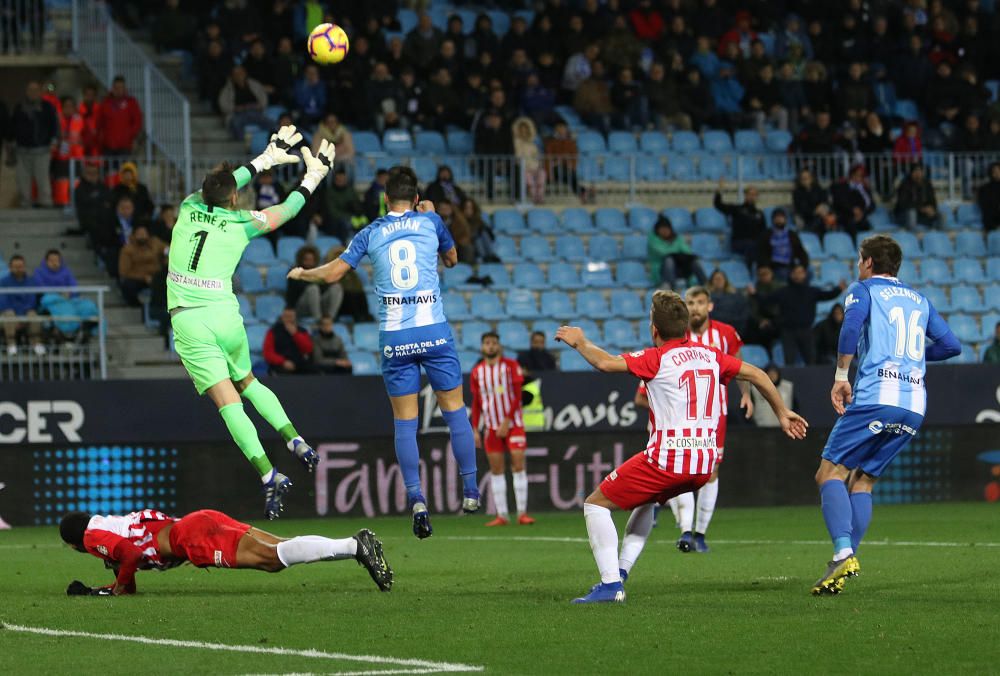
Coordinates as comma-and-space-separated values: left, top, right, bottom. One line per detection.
811, 235, 960, 596
59, 508, 392, 596
167, 125, 334, 520
556, 290, 809, 604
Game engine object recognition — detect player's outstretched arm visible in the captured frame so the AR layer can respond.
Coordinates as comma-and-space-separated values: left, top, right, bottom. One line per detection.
288, 257, 351, 284
555, 326, 629, 372
736, 361, 808, 439
249, 138, 337, 238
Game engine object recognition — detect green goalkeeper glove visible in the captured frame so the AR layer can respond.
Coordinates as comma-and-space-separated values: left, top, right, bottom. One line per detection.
300, 139, 336, 195
251, 125, 303, 172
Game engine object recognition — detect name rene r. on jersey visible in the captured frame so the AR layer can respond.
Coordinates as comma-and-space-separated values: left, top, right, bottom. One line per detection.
189, 209, 229, 230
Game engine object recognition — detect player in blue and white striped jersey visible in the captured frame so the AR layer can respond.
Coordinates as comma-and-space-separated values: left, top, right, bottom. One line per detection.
811, 234, 960, 595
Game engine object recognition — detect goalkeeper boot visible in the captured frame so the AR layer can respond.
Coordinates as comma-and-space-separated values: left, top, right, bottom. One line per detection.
676, 530, 695, 553
288, 438, 318, 473
263, 472, 292, 520
810, 556, 860, 596
461, 487, 481, 514
353, 529, 393, 592
693, 532, 710, 553
572, 581, 625, 604
410, 499, 433, 539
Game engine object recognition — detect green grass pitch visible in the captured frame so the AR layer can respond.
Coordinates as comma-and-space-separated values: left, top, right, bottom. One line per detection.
2, 503, 998, 674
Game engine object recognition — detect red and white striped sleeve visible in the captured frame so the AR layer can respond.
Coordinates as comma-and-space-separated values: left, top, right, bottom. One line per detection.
620, 347, 662, 380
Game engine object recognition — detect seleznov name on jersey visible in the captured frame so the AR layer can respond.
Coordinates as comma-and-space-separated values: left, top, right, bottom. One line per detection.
878, 286, 922, 304
877, 368, 923, 385
380, 293, 438, 305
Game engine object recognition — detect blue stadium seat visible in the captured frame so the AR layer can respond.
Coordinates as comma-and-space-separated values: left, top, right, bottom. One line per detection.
276, 236, 306, 264
442, 263, 474, 290
540, 290, 574, 317
604, 156, 632, 182
953, 257, 986, 284
492, 208, 527, 234
488, 10, 511, 35
527, 208, 560, 234
603, 318, 639, 349
561, 207, 595, 233
237, 294, 252, 319
505, 289, 540, 319
737, 156, 766, 181
397, 9, 418, 33
734, 129, 765, 153
622, 234, 647, 260
560, 350, 593, 372
547, 263, 583, 289
922, 231, 954, 257
919, 258, 952, 284
594, 208, 629, 233
521, 235, 554, 262
691, 233, 724, 259
445, 157, 473, 182
765, 130, 792, 153
719, 260, 752, 287
799, 232, 823, 260
458, 350, 481, 373
576, 290, 610, 316
314, 235, 343, 255
617, 261, 648, 288
893, 231, 922, 257
411, 157, 438, 183
741, 345, 770, 368
950, 285, 982, 313
823, 232, 856, 259
819, 261, 852, 286
382, 130, 413, 153
608, 131, 638, 153
513, 263, 547, 289
763, 155, 794, 180
702, 130, 733, 154
695, 208, 728, 232
353, 323, 380, 351
577, 130, 607, 153
244, 238, 277, 265
639, 131, 669, 153
898, 260, 918, 282
955, 231, 984, 257
985, 284, 1000, 310
444, 294, 472, 320
246, 324, 268, 354
988, 232, 1000, 257
696, 154, 726, 180
922, 285, 950, 312
663, 207, 694, 232
238, 264, 266, 294
957, 203, 982, 226
349, 351, 380, 375
949, 314, 983, 343
332, 323, 353, 350
446, 129, 473, 154
611, 289, 647, 319
265, 265, 287, 292
460, 321, 491, 350
478, 263, 511, 290
671, 130, 700, 153
582, 262, 615, 287
497, 320, 530, 351
252, 294, 283, 324
637, 155, 667, 181
249, 130, 270, 155
555, 235, 587, 262
414, 130, 446, 154
470, 291, 505, 320
493, 235, 520, 262
588, 235, 619, 260
668, 155, 695, 181
577, 156, 602, 181
988, 257, 1000, 281
629, 206, 658, 231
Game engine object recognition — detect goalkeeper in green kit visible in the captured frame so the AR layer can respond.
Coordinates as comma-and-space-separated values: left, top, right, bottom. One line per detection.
168, 125, 334, 519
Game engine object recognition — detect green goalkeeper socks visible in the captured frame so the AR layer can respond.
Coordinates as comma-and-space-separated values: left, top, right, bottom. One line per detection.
241, 379, 299, 442
219, 403, 273, 477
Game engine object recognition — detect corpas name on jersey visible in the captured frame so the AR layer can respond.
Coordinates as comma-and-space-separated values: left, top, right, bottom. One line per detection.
385, 338, 447, 358
380, 293, 437, 306
878, 286, 922, 304
380, 219, 421, 238
877, 368, 922, 385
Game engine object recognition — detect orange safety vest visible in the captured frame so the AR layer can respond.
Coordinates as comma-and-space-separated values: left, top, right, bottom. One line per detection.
55, 112, 85, 161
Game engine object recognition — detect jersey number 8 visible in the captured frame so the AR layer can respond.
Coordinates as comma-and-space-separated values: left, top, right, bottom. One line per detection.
888, 307, 925, 361
389, 240, 419, 290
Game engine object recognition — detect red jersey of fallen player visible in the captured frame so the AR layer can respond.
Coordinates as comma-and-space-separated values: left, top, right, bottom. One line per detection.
82, 510, 182, 589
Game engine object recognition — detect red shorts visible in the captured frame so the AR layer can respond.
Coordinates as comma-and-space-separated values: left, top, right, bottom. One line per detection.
600, 452, 712, 511
484, 427, 527, 454
168, 509, 251, 568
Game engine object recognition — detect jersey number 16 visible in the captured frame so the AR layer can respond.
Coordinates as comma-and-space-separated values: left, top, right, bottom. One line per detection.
888, 307, 925, 361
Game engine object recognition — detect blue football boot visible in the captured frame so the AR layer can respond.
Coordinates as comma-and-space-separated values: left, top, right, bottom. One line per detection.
572, 581, 626, 604
263, 472, 292, 520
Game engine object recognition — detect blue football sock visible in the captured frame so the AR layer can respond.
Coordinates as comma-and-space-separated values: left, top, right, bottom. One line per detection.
820, 479, 854, 556
850, 491, 873, 552
393, 418, 423, 502
441, 407, 478, 494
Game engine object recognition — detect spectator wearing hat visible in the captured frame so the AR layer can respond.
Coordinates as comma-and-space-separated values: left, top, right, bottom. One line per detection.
758, 208, 809, 280
111, 161, 154, 224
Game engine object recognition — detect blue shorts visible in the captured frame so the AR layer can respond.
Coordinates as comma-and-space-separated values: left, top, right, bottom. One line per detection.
379, 323, 462, 397
821, 404, 924, 477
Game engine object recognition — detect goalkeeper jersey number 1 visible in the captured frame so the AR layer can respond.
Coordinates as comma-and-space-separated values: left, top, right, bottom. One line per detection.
167, 191, 269, 311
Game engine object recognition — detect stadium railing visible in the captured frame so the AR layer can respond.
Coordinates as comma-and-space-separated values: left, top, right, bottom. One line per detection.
0, 285, 109, 381
71, 0, 192, 195
65, 151, 1000, 208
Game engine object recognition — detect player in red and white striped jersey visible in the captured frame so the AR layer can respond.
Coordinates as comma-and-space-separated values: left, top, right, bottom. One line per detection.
556, 290, 808, 603
666, 285, 754, 553
59, 507, 392, 595
470, 331, 535, 526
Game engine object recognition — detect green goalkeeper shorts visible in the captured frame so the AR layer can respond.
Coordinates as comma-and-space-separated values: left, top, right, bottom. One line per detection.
171, 306, 252, 394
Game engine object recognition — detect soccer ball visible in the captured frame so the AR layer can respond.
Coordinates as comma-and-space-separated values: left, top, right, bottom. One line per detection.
307, 23, 349, 65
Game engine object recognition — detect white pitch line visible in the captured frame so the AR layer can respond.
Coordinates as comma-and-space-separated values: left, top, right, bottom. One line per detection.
1, 624, 483, 674
0, 543, 61, 550
437, 535, 1000, 548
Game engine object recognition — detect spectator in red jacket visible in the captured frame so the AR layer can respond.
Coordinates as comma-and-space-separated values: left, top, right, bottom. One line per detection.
263, 307, 315, 375
98, 76, 143, 157
629, 0, 665, 42
893, 121, 924, 164
718, 10, 757, 58
77, 84, 102, 157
